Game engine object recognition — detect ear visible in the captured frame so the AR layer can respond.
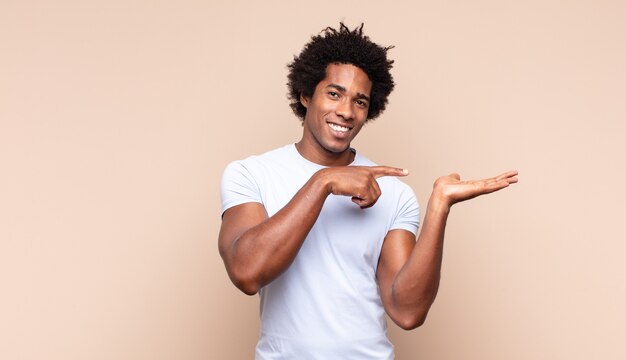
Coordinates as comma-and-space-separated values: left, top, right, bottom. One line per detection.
300, 93, 309, 108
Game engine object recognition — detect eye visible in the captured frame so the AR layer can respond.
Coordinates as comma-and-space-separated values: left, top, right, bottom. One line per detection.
356, 99, 368, 108
328, 91, 339, 98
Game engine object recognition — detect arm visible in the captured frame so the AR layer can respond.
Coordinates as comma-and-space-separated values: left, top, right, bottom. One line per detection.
218, 165, 408, 295
377, 170, 519, 329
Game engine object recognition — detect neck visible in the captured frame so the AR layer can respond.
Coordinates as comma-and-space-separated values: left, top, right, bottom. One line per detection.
294, 141, 355, 167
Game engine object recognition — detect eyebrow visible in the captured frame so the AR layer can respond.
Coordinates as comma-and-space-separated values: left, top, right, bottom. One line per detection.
326, 84, 370, 102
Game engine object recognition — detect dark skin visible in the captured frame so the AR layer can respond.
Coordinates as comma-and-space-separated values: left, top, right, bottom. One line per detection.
218, 63, 518, 330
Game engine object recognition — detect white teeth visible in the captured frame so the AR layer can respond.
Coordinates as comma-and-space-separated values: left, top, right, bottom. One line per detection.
328, 123, 349, 132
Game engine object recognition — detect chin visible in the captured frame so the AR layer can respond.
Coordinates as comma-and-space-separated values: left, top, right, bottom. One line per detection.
324, 144, 350, 154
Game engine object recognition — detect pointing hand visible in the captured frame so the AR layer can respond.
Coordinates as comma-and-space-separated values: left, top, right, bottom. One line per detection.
317, 166, 408, 208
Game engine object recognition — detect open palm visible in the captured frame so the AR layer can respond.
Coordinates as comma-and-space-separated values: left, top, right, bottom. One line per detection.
434, 170, 519, 206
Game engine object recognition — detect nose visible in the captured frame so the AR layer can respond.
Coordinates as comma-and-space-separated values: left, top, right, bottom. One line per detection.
335, 98, 354, 121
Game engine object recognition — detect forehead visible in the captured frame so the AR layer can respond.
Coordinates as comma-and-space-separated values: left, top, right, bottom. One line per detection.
318, 63, 372, 95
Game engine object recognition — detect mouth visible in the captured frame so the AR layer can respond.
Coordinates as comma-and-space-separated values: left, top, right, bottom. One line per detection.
327, 122, 351, 134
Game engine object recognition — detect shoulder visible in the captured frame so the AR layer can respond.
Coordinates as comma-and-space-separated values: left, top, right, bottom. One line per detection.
220, 145, 295, 212
232, 144, 294, 165
223, 144, 294, 174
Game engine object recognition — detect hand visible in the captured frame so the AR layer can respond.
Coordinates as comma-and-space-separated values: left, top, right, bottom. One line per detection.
433, 170, 519, 207
317, 166, 408, 208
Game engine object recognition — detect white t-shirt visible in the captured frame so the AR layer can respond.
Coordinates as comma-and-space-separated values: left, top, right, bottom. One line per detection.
221, 144, 420, 359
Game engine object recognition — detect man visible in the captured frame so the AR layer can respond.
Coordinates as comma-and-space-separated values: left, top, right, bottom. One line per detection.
219, 23, 518, 359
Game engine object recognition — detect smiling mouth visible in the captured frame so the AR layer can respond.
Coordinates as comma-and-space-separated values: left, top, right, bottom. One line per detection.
327, 122, 351, 133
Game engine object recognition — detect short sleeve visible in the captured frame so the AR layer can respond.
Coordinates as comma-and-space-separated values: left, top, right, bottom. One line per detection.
220, 160, 263, 215
390, 184, 420, 235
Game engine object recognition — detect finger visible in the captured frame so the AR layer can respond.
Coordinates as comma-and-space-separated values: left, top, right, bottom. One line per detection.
351, 196, 363, 206
352, 196, 377, 209
495, 170, 519, 181
476, 172, 514, 184
370, 166, 409, 178
351, 180, 381, 208
476, 170, 517, 185
495, 173, 518, 185
485, 177, 517, 192
371, 177, 382, 199
449, 173, 461, 181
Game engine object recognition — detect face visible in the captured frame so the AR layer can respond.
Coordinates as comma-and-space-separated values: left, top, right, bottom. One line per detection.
298, 63, 372, 165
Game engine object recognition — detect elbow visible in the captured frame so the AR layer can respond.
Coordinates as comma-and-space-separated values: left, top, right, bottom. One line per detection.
390, 289, 439, 330
235, 283, 259, 296
228, 266, 262, 296
233, 279, 260, 296
220, 251, 262, 295
394, 310, 428, 330
399, 315, 426, 330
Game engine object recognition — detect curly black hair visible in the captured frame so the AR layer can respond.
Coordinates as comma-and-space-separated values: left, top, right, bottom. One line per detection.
287, 23, 395, 122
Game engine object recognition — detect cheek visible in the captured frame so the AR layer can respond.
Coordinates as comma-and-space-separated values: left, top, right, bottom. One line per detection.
350, 122, 365, 137
314, 96, 335, 111
316, 106, 332, 117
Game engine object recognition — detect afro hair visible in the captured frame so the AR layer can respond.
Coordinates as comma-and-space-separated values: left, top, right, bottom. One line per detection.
287, 23, 395, 122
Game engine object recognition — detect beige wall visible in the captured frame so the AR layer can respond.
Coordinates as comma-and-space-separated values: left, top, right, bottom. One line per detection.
1, 1, 625, 359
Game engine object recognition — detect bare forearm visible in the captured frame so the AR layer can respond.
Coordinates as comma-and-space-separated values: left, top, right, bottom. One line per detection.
223, 171, 330, 294
220, 165, 409, 295
380, 170, 518, 329
391, 196, 450, 324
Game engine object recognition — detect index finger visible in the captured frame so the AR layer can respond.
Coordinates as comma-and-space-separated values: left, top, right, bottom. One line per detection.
369, 166, 409, 178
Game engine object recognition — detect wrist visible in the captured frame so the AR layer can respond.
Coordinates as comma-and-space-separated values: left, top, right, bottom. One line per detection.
428, 191, 452, 215
312, 168, 334, 196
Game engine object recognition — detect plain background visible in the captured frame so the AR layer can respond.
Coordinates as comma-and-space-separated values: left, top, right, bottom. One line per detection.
1, 0, 625, 359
